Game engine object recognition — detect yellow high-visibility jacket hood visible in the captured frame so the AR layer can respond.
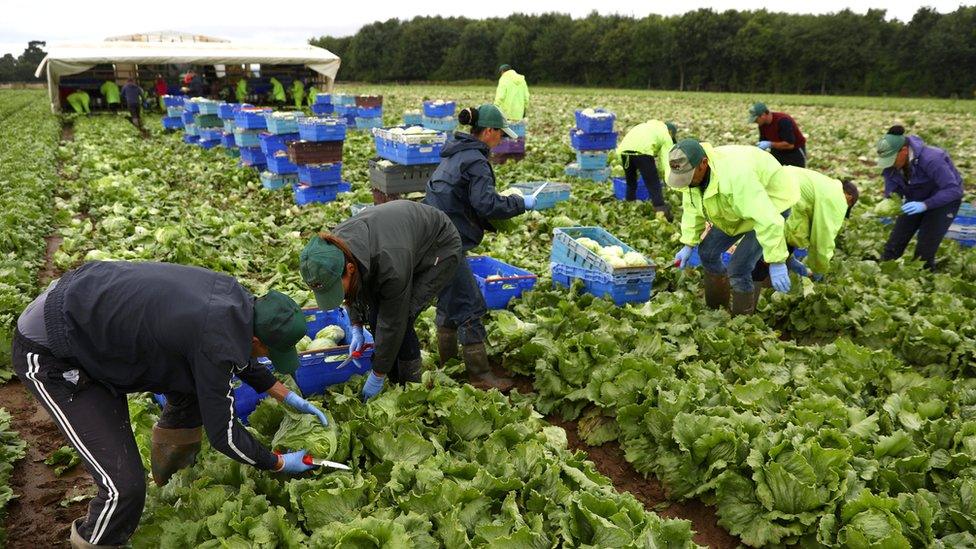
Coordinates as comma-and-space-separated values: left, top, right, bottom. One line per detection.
100, 81, 120, 104
679, 144, 799, 263
617, 120, 674, 180
777, 166, 849, 274
270, 77, 286, 102
236, 79, 248, 102
494, 70, 529, 120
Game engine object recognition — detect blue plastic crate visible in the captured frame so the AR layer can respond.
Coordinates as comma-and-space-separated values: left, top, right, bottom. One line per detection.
166, 106, 184, 117
422, 115, 458, 132
313, 93, 332, 105
197, 101, 220, 115
564, 163, 610, 182
162, 95, 185, 108
260, 132, 299, 156
333, 94, 356, 107
182, 135, 199, 144
154, 382, 265, 423
357, 106, 382, 118
234, 128, 261, 148
240, 161, 266, 172
335, 104, 357, 117
199, 128, 223, 142
240, 146, 266, 166
293, 183, 342, 205
551, 262, 653, 305
403, 112, 423, 126
956, 203, 976, 226
266, 113, 302, 134
355, 116, 383, 130
574, 109, 616, 133
260, 171, 298, 190
298, 118, 348, 141
181, 110, 196, 124
612, 177, 650, 201
218, 102, 242, 119
423, 100, 455, 118
162, 116, 183, 130
267, 154, 298, 174
184, 101, 200, 114
223, 120, 236, 132
577, 150, 610, 169
183, 124, 198, 137
374, 136, 445, 165
570, 129, 618, 151
298, 163, 342, 186
234, 108, 272, 130
225, 148, 241, 159
197, 139, 220, 150
220, 132, 236, 148
510, 182, 571, 210
311, 103, 334, 116
288, 308, 376, 396
508, 119, 527, 138
468, 256, 538, 309
550, 226, 655, 276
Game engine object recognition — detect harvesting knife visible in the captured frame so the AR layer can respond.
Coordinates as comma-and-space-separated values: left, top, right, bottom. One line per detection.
337, 343, 374, 369
302, 455, 351, 471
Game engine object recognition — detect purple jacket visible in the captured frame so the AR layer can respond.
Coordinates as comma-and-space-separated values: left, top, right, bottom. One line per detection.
884, 135, 963, 209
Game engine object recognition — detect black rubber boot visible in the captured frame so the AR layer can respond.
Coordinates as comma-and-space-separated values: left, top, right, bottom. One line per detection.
462, 343, 514, 393
151, 425, 202, 487
703, 272, 731, 310
730, 290, 757, 316
437, 327, 458, 366
397, 358, 423, 383
70, 518, 122, 548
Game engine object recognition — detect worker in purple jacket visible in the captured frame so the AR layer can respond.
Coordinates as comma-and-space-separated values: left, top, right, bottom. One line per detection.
876, 125, 964, 270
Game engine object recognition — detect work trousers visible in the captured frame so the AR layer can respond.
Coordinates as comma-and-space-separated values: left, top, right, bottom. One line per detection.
622, 153, 666, 207
699, 210, 791, 293
882, 199, 961, 270
435, 253, 488, 346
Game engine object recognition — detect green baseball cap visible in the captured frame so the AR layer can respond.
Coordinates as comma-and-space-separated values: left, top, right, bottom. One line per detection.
667, 138, 706, 189
253, 290, 306, 375
747, 102, 768, 123
876, 133, 907, 169
498, 64, 511, 74
299, 235, 347, 311
476, 104, 518, 138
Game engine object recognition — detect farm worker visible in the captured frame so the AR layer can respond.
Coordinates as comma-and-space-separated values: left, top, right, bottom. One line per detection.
307, 84, 320, 108
154, 74, 168, 109
494, 64, 529, 120
748, 102, 807, 168
10, 261, 328, 547
236, 76, 248, 103
299, 201, 462, 401
99, 80, 120, 110
876, 125, 964, 270
188, 72, 205, 97
669, 139, 799, 315
617, 120, 678, 220
752, 167, 860, 292
66, 90, 90, 114
270, 77, 286, 105
424, 105, 535, 391
120, 79, 143, 127
292, 79, 305, 109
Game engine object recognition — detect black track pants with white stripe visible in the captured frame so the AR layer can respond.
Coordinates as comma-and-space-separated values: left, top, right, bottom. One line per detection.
12, 330, 145, 546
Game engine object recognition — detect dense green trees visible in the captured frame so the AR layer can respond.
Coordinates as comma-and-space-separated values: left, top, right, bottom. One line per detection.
0, 41, 46, 83
311, 8, 976, 97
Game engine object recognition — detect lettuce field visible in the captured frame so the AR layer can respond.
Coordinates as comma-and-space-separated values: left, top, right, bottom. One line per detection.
0, 85, 975, 548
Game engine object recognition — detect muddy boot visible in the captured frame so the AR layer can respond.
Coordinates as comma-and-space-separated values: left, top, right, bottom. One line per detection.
71, 518, 122, 548
151, 425, 202, 487
703, 272, 731, 310
752, 277, 770, 309
462, 342, 514, 393
653, 204, 674, 222
730, 290, 757, 316
397, 358, 423, 383
437, 327, 458, 366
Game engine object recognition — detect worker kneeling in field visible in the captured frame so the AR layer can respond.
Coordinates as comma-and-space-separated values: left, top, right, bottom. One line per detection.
300, 201, 462, 401
876, 125, 964, 271
425, 105, 537, 392
748, 101, 807, 167
616, 119, 678, 220
66, 89, 91, 114
752, 168, 860, 303
670, 139, 800, 315
12, 261, 329, 548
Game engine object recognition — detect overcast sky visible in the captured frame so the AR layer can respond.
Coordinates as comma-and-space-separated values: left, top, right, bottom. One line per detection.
2, 0, 971, 58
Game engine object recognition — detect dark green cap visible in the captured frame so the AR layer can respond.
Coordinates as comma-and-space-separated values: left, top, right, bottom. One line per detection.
299, 236, 346, 311
667, 138, 706, 189
876, 133, 907, 169
475, 104, 518, 138
747, 102, 768, 123
498, 64, 511, 74
253, 290, 306, 375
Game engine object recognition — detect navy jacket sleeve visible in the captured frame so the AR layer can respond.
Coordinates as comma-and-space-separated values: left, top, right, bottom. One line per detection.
236, 359, 277, 394
466, 157, 525, 221
920, 153, 964, 210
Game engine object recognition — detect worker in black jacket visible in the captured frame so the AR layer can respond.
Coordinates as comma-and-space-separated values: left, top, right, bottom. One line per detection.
11, 261, 328, 548
300, 201, 462, 401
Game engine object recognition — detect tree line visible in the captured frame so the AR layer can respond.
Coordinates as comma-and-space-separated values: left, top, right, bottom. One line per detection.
311, 8, 976, 98
0, 41, 47, 83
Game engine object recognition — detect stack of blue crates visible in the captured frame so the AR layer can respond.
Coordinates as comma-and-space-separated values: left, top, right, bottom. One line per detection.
353, 95, 383, 131
565, 109, 616, 182
234, 108, 273, 170
161, 95, 185, 130
421, 100, 457, 132
549, 226, 656, 305
947, 203, 976, 247
403, 109, 423, 126
259, 115, 303, 189
180, 99, 199, 143
311, 93, 334, 116
218, 102, 245, 157
290, 117, 350, 205
370, 126, 446, 199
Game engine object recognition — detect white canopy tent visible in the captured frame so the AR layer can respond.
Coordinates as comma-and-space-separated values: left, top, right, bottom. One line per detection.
35, 36, 340, 112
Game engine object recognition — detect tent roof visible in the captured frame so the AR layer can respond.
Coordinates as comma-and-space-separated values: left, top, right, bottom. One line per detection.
104, 30, 230, 43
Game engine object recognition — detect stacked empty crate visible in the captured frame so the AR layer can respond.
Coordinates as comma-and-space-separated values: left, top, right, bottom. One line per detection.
312, 93, 334, 116
288, 117, 349, 205
565, 108, 616, 182
492, 119, 527, 164
258, 111, 304, 190
234, 107, 273, 171
217, 102, 246, 158
181, 98, 200, 144
193, 99, 223, 150
353, 95, 384, 131
947, 203, 976, 248
421, 100, 457, 132
161, 95, 185, 131
370, 126, 447, 205
550, 226, 656, 305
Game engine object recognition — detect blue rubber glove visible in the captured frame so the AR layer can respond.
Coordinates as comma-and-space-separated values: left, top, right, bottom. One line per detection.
283, 392, 329, 427
786, 256, 810, 277
276, 450, 314, 474
769, 263, 791, 293
361, 371, 385, 401
348, 325, 365, 353
811, 273, 824, 282
522, 194, 537, 210
674, 245, 694, 269
757, 140, 772, 150
901, 201, 927, 215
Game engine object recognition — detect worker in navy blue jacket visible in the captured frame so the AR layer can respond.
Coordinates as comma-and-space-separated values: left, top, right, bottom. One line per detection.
876, 125, 964, 270
11, 261, 329, 548
424, 104, 536, 392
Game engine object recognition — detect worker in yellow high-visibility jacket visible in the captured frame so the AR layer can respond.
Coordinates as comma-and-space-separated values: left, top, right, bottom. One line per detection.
100, 80, 120, 111
617, 120, 677, 220
236, 77, 248, 103
66, 90, 91, 114
494, 64, 529, 120
306, 85, 319, 108
291, 79, 305, 109
270, 77, 286, 106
